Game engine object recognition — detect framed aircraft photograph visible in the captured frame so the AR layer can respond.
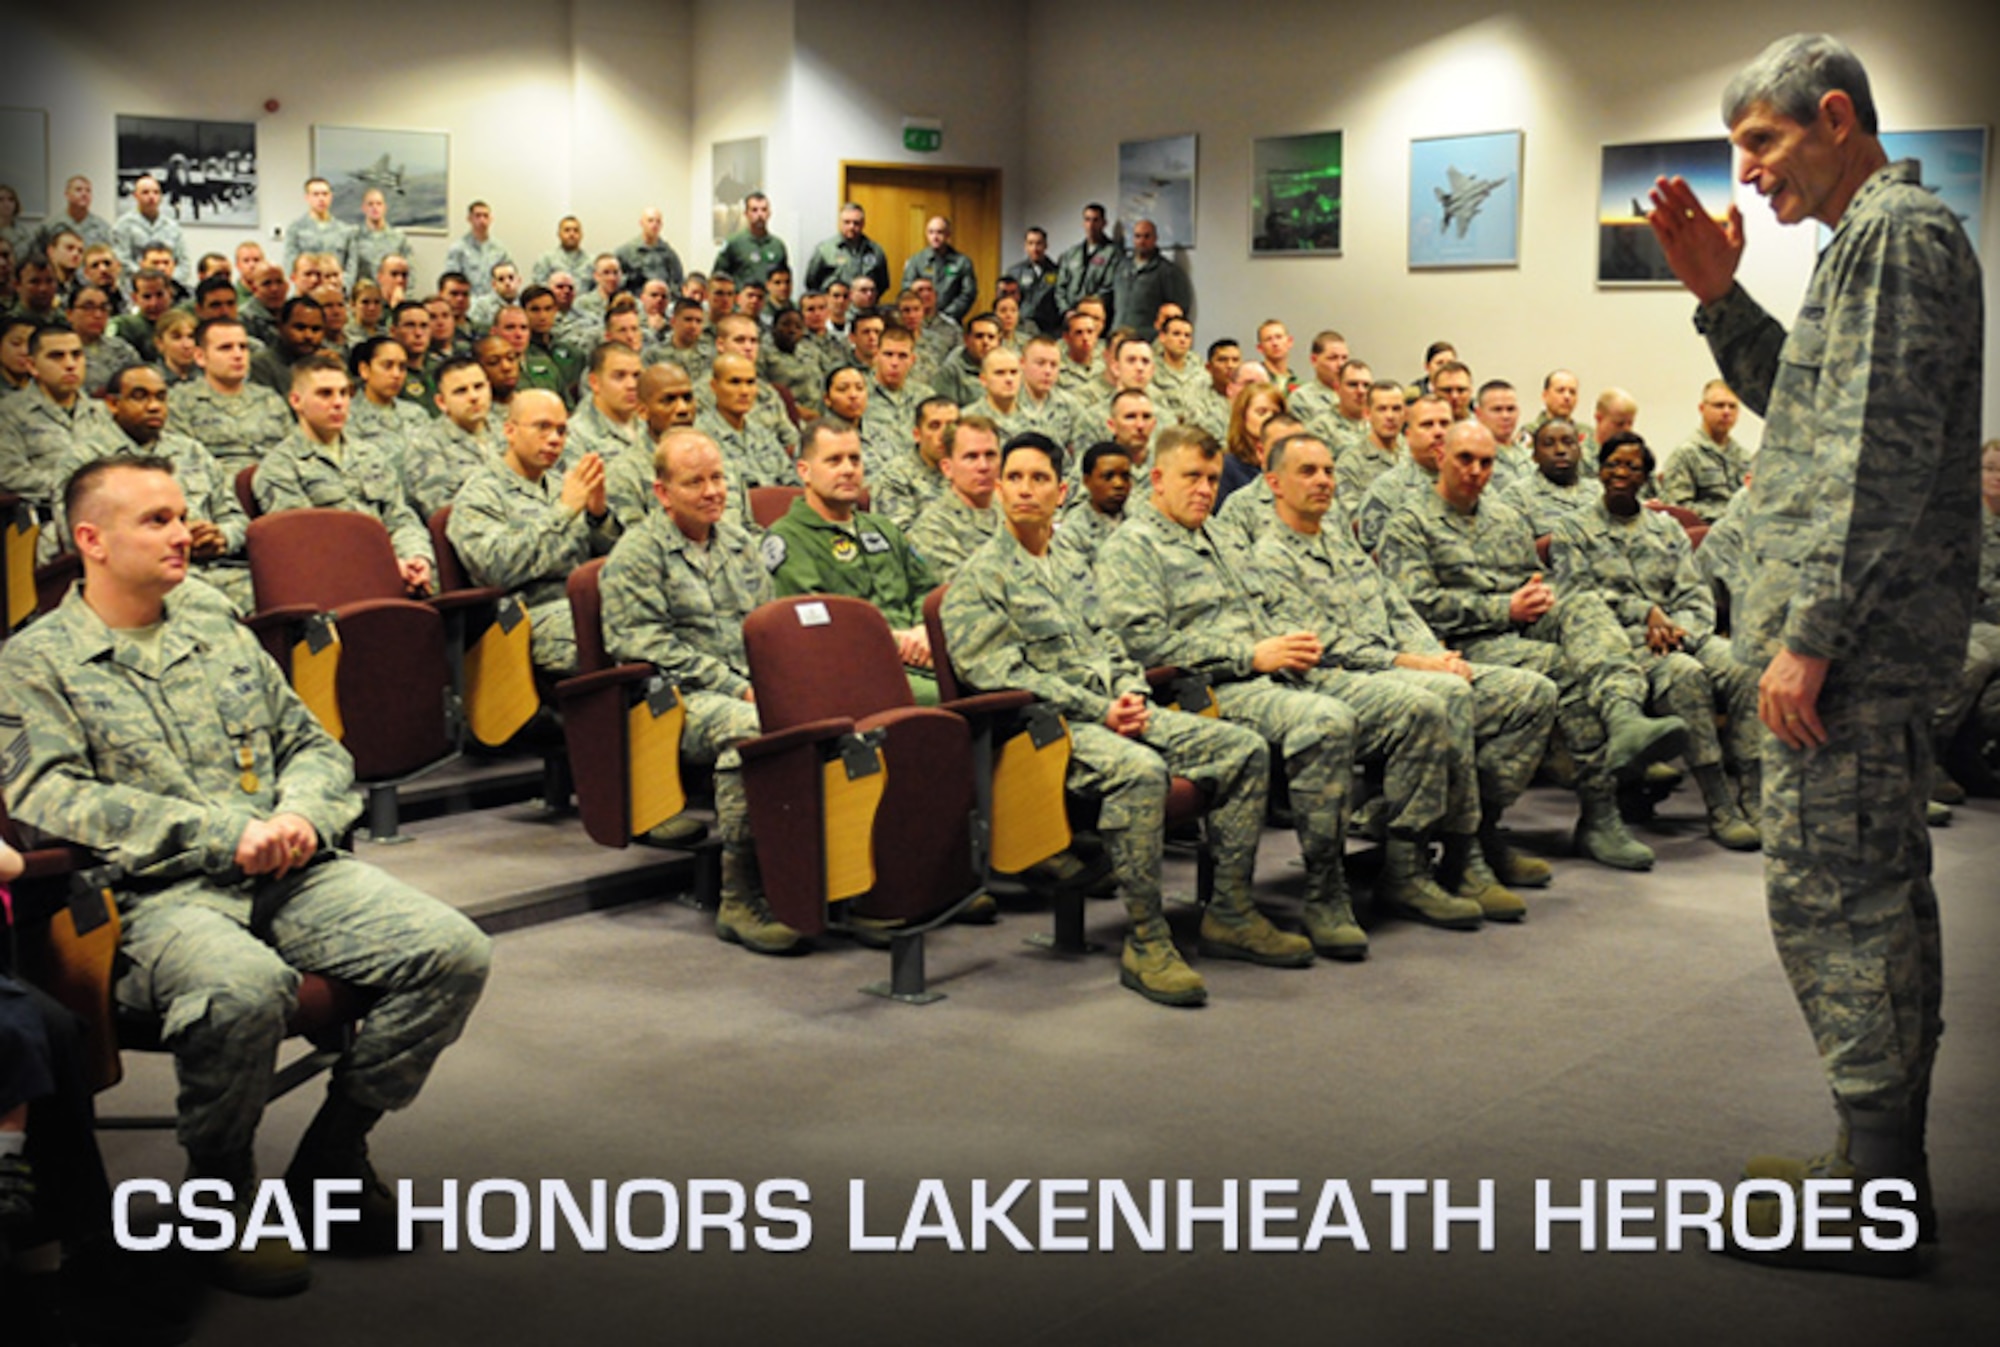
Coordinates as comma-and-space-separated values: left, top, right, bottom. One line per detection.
1118, 133, 1197, 250
712, 137, 765, 245
312, 125, 451, 234
115, 115, 258, 228
1408, 130, 1521, 269
1250, 130, 1343, 256
1597, 138, 1732, 286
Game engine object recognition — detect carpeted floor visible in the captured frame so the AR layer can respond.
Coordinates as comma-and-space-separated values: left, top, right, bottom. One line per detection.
94, 784, 2000, 1345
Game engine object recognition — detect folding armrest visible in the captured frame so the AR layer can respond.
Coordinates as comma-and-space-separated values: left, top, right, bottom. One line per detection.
939, 689, 1036, 719
737, 715, 858, 763
427, 585, 507, 614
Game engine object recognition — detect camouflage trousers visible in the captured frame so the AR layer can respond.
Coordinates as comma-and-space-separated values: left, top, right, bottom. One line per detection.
1932, 620, 2000, 743
1213, 677, 1355, 884
1639, 635, 1760, 772
682, 690, 763, 850
1067, 711, 1268, 915
1310, 667, 1477, 836
1763, 697, 1942, 1118
114, 860, 491, 1169
527, 597, 579, 677
1461, 592, 1647, 785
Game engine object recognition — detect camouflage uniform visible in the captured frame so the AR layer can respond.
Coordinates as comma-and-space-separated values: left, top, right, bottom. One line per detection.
906, 490, 998, 583
0, 584, 489, 1170
804, 234, 889, 296
759, 346, 819, 414
281, 213, 359, 280
346, 394, 433, 493
564, 397, 649, 470
443, 235, 513, 298
1655, 427, 1752, 522
352, 223, 411, 286
1696, 159, 1983, 1121
1550, 497, 1759, 772
867, 450, 947, 534
531, 247, 591, 287
1692, 481, 1754, 609
46, 424, 253, 611
928, 350, 985, 411
898, 247, 977, 323
1286, 381, 1342, 445
0, 384, 115, 508
1051, 502, 1121, 573
616, 237, 686, 294
763, 496, 938, 704
940, 526, 1271, 931
859, 378, 930, 477
1176, 384, 1230, 442
1377, 487, 1654, 789
1499, 469, 1595, 538
165, 379, 294, 478
1149, 355, 1204, 421
1334, 437, 1400, 501
1206, 475, 1278, 560
603, 439, 752, 536
1098, 500, 1366, 891
652, 340, 712, 386
1935, 506, 2000, 744
1353, 456, 1437, 552
710, 231, 787, 287
406, 416, 502, 520
1005, 255, 1061, 335
599, 511, 769, 852
254, 426, 436, 571
694, 406, 792, 490
1055, 351, 1103, 402
694, 381, 799, 455
447, 458, 619, 675
1251, 516, 1558, 820
111, 210, 190, 285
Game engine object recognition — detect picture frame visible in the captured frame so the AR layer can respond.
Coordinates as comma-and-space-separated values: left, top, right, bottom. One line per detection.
312, 125, 452, 234
114, 115, 259, 227
0, 108, 49, 219
1118, 134, 1197, 249
1408, 130, 1522, 269
712, 137, 765, 244
1597, 138, 1732, 286
1250, 130, 1343, 256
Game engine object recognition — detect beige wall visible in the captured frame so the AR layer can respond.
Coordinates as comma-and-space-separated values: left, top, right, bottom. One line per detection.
13, 0, 1993, 431
1016, 0, 2000, 441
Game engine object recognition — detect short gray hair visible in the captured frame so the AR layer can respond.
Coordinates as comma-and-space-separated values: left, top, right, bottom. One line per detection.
1723, 33, 1878, 135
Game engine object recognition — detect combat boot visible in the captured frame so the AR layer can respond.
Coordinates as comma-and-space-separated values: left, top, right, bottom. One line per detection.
1573, 780, 1655, 870
1441, 832, 1525, 922
640, 812, 709, 846
1479, 815, 1551, 888
1198, 892, 1314, 967
716, 847, 807, 955
192, 1151, 311, 1297
1694, 764, 1761, 850
1725, 1111, 1925, 1275
1120, 915, 1207, 1006
1379, 836, 1483, 930
284, 1090, 401, 1256
1600, 700, 1688, 781
1742, 1104, 1936, 1244
1300, 862, 1367, 961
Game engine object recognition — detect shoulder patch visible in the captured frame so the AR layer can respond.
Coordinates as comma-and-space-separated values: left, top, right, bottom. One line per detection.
760, 532, 788, 572
859, 530, 891, 555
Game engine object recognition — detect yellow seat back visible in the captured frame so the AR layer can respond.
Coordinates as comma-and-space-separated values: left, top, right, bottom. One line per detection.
990, 710, 1073, 874
4, 507, 39, 633
822, 733, 887, 903
626, 677, 688, 836
291, 614, 346, 742
464, 596, 539, 747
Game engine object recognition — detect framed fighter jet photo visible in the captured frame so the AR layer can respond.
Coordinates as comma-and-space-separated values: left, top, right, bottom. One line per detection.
1408, 130, 1521, 269
1250, 130, 1343, 256
1597, 138, 1732, 285
115, 115, 259, 228
312, 125, 451, 234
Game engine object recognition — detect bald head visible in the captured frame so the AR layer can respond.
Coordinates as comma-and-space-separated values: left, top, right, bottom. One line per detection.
507, 388, 566, 426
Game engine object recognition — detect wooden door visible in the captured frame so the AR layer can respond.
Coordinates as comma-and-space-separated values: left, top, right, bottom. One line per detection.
841, 163, 1002, 312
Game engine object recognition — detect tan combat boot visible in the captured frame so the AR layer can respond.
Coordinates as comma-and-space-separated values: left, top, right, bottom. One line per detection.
717, 847, 807, 954
1380, 836, 1483, 930
1120, 916, 1207, 1007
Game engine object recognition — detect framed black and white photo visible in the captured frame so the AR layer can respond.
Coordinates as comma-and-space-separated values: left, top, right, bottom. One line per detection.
0, 108, 50, 219
115, 115, 258, 227
312, 125, 451, 234
712, 137, 765, 244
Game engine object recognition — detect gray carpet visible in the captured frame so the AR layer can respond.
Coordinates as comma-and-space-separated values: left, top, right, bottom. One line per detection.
97, 785, 2000, 1345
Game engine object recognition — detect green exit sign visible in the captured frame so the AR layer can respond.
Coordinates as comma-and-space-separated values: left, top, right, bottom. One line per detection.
903, 119, 942, 153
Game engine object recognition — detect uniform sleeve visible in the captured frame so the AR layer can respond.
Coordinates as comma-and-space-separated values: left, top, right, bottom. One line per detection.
1777, 218, 1977, 663
940, 563, 1115, 725
599, 537, 751, 699
1654, 443, 1701, 511
1095, 528, 1255, 676
447, 475, 589, 594
252, 445, 310, 515
189, 440, 250, 553
1662, 532, 1718, 647
1377, 511, 1513, 641
1696, 283, 1789, 421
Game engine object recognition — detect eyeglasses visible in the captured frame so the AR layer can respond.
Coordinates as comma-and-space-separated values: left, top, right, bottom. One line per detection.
71, 300, 109, 311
